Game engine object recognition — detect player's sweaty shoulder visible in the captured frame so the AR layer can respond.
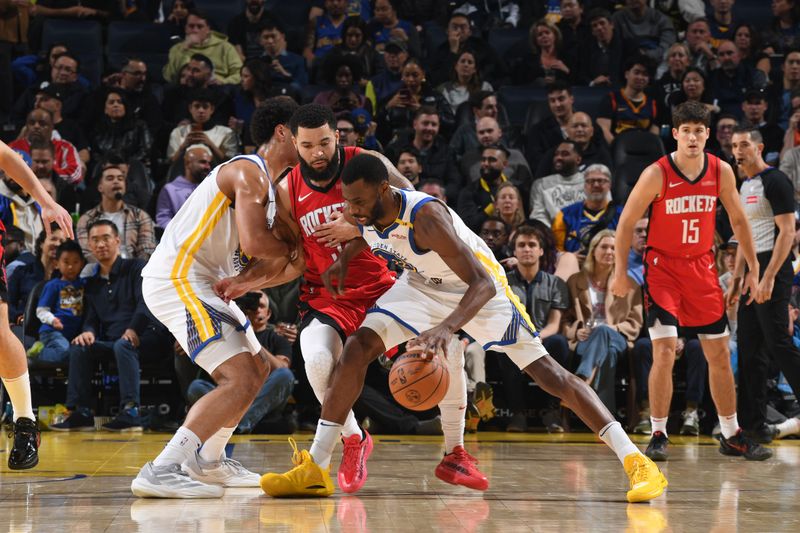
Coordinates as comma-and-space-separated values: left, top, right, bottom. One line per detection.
217, 159, 269, 202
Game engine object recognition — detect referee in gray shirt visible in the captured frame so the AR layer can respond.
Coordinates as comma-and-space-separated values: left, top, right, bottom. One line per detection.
728, 125, 800, 442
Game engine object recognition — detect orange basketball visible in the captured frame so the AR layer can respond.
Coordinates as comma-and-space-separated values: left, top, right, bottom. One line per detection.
388, 350, 449, 411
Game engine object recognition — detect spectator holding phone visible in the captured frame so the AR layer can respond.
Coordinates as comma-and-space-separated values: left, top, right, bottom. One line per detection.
167, 88, 238, 163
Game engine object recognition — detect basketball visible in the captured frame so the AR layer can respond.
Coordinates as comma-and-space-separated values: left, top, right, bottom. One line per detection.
388, 350, 449, 411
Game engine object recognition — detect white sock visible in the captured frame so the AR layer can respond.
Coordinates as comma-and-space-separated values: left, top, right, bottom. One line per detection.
341, 411, 361, 438
651, 416, 668, 437
599, 421, 642, 464
153, 426, 201, 467
309, 419, 343, 468
199, 426, 235, 462
776, 417, 800, 438
2, 371, 35, 422
718, 413, 739, 439
440, 335, 467, 452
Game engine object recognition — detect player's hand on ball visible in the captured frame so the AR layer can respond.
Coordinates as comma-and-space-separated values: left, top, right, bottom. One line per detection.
409, 324, 452, 360
609, 273, 631, 298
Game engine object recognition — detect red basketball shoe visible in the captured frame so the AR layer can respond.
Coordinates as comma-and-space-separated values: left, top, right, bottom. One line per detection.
435, 446, 489, 491
338, 430, 374, 493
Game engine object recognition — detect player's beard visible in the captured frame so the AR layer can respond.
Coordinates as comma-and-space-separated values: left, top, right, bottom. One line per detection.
299, 145, 340, 184
361, 194, 386, 228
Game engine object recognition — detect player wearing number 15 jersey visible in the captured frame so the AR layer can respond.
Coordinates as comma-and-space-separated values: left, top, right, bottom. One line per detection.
612, 101, 772, 463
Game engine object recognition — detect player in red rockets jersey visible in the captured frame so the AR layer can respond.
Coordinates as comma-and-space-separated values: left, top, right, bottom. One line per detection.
612, 101, 772, 462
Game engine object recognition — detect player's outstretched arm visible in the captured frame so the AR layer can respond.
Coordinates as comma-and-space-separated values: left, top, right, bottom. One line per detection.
361, 149, 415, 190
0, 141, 74, 238
611, 163, 662, 297
411, 201, 496, 357
718, 161, 760, 303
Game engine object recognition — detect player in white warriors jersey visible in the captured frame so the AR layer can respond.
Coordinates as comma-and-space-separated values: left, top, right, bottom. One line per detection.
132, 97, 303, 498
263, 152, 668, 503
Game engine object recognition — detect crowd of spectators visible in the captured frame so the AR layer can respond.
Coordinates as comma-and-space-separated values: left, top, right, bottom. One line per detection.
3, 0, 800, 437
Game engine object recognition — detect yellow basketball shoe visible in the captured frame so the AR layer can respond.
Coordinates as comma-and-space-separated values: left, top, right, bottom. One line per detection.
624, 452, 668, 503
260, 438, 335, 498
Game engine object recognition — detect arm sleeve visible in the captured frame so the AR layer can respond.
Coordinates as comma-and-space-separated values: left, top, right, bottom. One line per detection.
155, 187, 173, 229
763, 170, 796, 216
529, 181, 547, 224
82, 294, 99, 335
551, 277, 570, 310
54, 141, 83, 185
36, 282, 58, 324
677, 0, 706, 23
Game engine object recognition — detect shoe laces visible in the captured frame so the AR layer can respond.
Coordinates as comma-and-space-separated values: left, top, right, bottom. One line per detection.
630, 456, 649, 485
288, 437, 304, 467
220, 457, 249, 474
8, 420, 36, 442
452, 446, 479, 465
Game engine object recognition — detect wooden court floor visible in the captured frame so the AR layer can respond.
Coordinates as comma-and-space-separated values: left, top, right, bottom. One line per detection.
1, 432, 799, 532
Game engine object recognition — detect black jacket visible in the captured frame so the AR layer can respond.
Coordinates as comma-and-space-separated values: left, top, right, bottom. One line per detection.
82, 257, 149, 341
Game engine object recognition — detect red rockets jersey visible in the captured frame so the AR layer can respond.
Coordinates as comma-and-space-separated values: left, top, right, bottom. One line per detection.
286, 145, 391, 289
647, 152, 720, 257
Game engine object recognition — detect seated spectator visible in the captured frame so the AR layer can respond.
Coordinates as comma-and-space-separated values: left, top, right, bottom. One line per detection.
504, 224, 571, 432
76, 165, 156, 262
733, 23, 771, 77
449, 90, 501, 161
509, 19, 572, 86
563, 229, 643, 412
479, 216, 510, 263
28, 138, 78, 212
656, 43, 691, 113
558, 0, 591, 59
167, 89, 239, 163
34, 85, 89, 165
227, 0, 278, 61
163, 10, 243, 85
611, 0, 676, 64
529, 140, 585, 226
437, 49, 493, 120
708, 0, 737, 47
552, 164, 621, 256
418, 179, 446, 202
28, 240, 85, 365
186, 291, 295, 434
259, 20, 309, 89
305, 0, 354, 63
12, 53, 88, 124
84, 152, 153, 213
313, 54, 367, 113
51, 220, 155, 432
395, 147, 422, 187
762, 0, 800, 54
535, 111, 613, 179
668, 66, 720, 118
156, 144, 212, 229
741, 89, 783, 165
336, 114, 359, 147
426, 12, 506, 87
516, 218, 580, 282
368, 0, 420, 57
89, 90, 153, 166
709, 40, 767, 119
2, 226, 28, 279
7, 226, 67, 323
525, 81, 574, 169
99, 58, 163, 138
597, 56, 659, 146
365, 39, 407, 111
682, 18, 717, 73
774, 52, 800, 131
459, 117, 531, 187
627, 217, 648, 286
162, 54, 234, 126
11, 42, 69, 93
0, 152, 44, 252
493, 182, 526, 236
575, 8, 630, 87
231, 59, 271, 149
11, 108, 82, 186
325, 16, 376, 86
384, 106, 456, 193
457, 144, 511, 231
160, 0, 192, 38
378, 58, 451, 140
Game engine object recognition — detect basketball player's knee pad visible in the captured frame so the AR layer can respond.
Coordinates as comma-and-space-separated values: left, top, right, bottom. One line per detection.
299, 319, 343, 403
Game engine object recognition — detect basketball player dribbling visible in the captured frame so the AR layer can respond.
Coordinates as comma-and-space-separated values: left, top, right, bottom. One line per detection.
222, 104, 488, 495
260, 153, 668, 503
131, 98, 305, 498
0, 141, 73, 470
612, 101, 772, 461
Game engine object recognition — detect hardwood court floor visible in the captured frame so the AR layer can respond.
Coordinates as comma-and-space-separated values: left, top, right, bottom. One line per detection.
1, 432, 799, 532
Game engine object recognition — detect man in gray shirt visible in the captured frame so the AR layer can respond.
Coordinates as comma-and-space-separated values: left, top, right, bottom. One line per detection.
529, 140, 585, 226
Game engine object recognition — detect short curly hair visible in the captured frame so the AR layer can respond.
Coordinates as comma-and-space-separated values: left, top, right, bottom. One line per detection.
250, 96, 299, 146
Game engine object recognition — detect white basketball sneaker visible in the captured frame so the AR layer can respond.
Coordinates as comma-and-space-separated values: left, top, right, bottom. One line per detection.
131, 462, 224, 498
183, 451, 261, 487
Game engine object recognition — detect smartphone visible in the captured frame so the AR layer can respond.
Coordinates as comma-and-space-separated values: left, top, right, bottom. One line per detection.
191, 123, 202, 132
398, 88, 411, 99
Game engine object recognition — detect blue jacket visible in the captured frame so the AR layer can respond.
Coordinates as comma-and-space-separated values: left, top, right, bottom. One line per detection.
37, 278, 85, 340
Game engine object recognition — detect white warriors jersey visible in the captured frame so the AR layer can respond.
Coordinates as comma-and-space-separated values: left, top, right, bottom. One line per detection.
359, 189, 530, 320
142, 154, 276, 282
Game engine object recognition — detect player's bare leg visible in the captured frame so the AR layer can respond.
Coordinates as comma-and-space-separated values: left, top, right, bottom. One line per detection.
0, 302, 40, 470
132, 353, 267, 497
643, 337, 678, 460
523, 352, 668, 502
